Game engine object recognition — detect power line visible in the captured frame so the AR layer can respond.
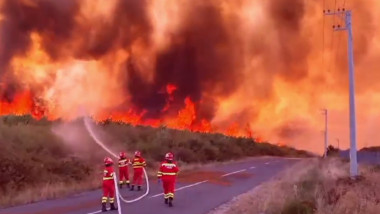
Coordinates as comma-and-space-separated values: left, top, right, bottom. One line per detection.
332, 0, 348, 77
326, 0, 339, 77
322, 0, 326, 76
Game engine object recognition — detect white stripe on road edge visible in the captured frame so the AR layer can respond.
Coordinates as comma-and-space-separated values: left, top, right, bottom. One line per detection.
250, 166, 256, 169
221, 169, 247, 177
150, 180, 209, 198
87, 210, 101, 214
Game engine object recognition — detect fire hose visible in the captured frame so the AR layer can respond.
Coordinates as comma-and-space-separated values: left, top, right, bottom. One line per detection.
84, 117, 150, 210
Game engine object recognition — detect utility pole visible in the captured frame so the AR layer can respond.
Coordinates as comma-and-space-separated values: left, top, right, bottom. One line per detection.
336, 138, 340, 150
322, 109, 328, 157
324, 8, 359, 177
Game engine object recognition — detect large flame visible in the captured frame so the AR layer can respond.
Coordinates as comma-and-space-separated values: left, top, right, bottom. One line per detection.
1, 0, 380, 153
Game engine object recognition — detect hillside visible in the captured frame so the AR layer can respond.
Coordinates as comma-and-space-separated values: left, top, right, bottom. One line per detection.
360, 146, 380, 152
0, 115, 310, 207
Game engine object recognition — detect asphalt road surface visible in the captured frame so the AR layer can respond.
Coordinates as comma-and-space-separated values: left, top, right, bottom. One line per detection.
1, 157, 301, 214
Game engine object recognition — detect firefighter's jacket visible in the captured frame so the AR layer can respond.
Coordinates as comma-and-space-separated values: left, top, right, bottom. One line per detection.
157, 161, 179, 181
132, 157, 146, 169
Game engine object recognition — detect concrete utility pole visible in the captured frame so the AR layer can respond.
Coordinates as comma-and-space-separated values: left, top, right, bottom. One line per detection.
324, 9, 359, 177
336, 138, 340, 150
322, 109, 328, 157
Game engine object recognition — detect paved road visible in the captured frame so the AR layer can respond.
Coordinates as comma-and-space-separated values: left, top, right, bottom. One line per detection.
1, 157, 301, 214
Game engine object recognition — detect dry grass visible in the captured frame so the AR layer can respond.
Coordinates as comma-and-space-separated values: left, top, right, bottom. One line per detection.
0, 178, 101, 207
210, 158, 380, 214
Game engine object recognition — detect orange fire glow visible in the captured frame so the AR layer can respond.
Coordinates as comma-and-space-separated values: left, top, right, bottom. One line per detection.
2, 0, 380, 153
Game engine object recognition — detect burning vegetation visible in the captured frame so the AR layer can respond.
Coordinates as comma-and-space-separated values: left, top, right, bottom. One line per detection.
1, 0, 380, 152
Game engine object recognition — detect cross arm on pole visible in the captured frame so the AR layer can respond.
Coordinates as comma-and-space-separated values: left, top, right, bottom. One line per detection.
323, 8, 348, 31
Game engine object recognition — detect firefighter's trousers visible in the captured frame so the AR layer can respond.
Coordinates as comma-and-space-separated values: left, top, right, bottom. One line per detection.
162, 178, 175, 199
132, 168, 144, 186
119, 167, 129, 184
102, 180, 115, 204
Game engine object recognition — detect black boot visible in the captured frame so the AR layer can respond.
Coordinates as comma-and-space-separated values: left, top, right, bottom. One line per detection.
164, 198, 168, 204
101, 203, 107, 212
119, 183, 123, 189
168, 197, 173, 207
110, 203, 117, 210
126, 182, 130, 188
130, 185, 134, 191
137, 186, 141, 191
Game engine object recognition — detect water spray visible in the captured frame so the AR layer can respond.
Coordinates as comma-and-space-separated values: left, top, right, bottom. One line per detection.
84, 117, 150, 206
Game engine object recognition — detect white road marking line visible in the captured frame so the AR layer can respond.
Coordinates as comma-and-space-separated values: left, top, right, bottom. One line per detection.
250, 166, 256, 169
87, 210, 102, 214
221, 169, 247, 177
265, 162, 270, 165
150, 180, 209, 198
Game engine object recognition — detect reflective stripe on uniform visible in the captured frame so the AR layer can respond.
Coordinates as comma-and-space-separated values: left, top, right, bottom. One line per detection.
161, 172, 177, 176
102, 197, 107, 203
103, 177, 113, 180
119, 160, 128, 167
162, 163, 177, 167
110, 198, 115, 203
119, 180, 130, 184
164, 193, 174, 199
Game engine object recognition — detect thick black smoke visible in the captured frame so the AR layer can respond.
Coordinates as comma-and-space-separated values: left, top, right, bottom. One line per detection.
0, 0, 320, 123
75, 0, 152, 59
267, 0, 309, 81
0, 0, 79, 102
0, 0, 79, 71
127, 1, 243, 120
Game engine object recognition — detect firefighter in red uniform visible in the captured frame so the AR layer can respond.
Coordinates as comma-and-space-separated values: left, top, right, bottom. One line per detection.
157, 152, 179, 207
118, 151, 130, 189
130, 151, 146, 191
102, 157, 117, 212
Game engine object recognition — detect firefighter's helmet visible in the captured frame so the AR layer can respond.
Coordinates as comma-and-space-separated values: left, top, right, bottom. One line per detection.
134, 150, 141, 157
104, 157, 113, 165
165, 152, 174, 161
119, 151, 126, 158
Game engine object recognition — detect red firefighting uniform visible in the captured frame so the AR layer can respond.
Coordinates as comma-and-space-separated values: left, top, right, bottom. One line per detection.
132, 157, 146, 186
157, 161, 179, 199
102, 166, 115, 204
118, 158, 130, 185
